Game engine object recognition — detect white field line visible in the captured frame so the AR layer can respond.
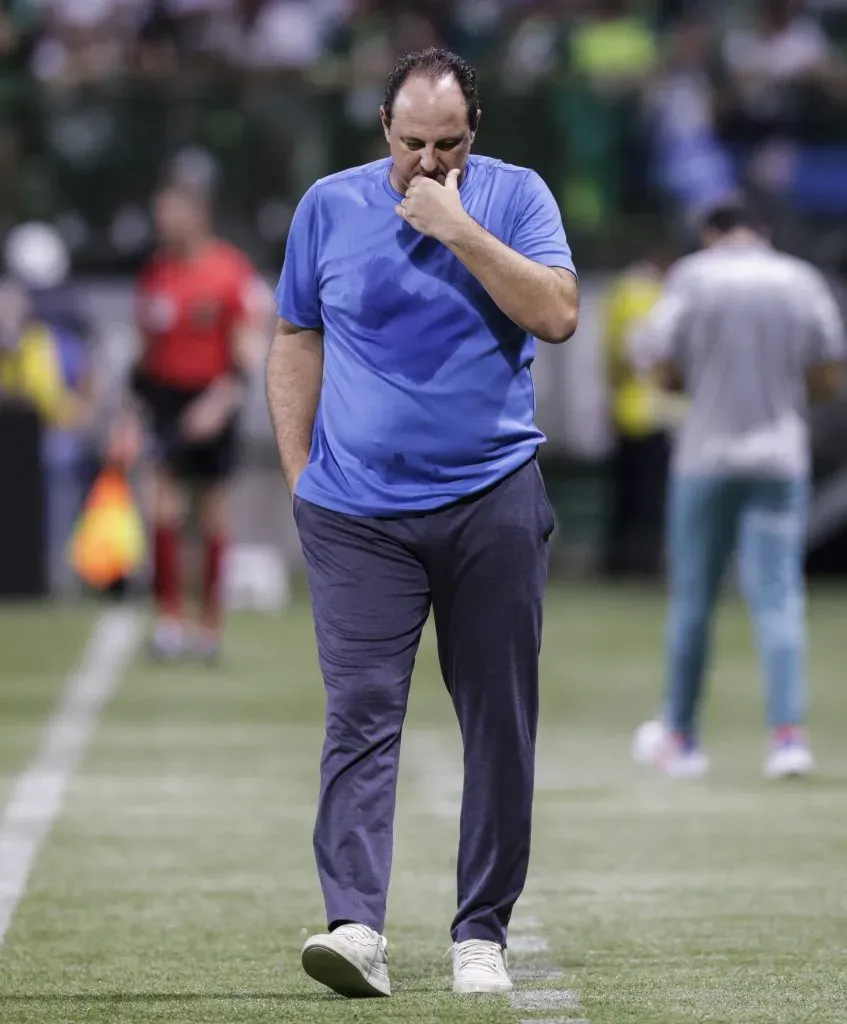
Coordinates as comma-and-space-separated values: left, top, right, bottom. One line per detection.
511, 966, 567, 981
510, 989, 582, 1011
0, 608, 144, 946
517, 1020, 589, 1024
403, 727, 463, 820
509, 934, 551, 954
405, 728, 586, 1019
509, 914, 550, 955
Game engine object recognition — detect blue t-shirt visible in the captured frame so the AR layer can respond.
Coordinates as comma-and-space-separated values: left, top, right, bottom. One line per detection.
276, 154, 575, 516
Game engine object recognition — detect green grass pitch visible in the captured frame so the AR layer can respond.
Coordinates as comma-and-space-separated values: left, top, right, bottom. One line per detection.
0, 583, 846, 1023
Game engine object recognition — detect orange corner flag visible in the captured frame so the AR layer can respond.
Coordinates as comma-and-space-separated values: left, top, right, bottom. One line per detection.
69, 468, 146, 589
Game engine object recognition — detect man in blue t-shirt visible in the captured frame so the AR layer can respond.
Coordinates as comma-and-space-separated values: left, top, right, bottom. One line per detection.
268, 47, 578, 999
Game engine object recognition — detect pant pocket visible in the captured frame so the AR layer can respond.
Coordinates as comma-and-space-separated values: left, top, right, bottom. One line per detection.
292, 494, 307, 525
531, 458, 556, 537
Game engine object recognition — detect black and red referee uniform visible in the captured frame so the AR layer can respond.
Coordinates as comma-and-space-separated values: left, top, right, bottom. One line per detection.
133, 239, 261, 479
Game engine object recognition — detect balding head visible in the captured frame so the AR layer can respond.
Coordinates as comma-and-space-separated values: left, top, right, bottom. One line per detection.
381, 49, 480, 195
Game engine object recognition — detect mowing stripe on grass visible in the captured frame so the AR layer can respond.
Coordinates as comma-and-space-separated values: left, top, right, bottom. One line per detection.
0, 608, 144, 947
404, 727, 462, 819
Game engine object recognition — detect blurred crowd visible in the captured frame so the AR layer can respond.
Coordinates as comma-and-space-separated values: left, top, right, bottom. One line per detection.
3, 0, 847, 599
0, 221, 96, 597
0, 0, 844, 89
1, 1, 847, 269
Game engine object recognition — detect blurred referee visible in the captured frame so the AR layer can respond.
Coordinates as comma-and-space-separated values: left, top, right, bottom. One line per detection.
114, 182, 268, 662
632, 201, 845, 779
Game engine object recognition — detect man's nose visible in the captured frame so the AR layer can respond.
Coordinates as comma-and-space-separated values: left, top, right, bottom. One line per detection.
419, 147, 438, 173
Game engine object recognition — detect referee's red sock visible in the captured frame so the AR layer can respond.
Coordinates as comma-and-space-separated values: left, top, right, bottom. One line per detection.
153, 525, 182, 621
202, 533, 226, 632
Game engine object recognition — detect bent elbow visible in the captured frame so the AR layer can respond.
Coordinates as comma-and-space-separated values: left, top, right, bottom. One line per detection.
537, 305, 579, 345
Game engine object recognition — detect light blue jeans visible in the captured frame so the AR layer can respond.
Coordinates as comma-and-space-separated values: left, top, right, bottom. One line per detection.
665, 474, 808, 737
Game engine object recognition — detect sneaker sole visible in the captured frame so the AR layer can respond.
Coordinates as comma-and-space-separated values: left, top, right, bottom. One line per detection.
765, 763, 815, 780
454, 981, 514, 994
301, 943, 390, 998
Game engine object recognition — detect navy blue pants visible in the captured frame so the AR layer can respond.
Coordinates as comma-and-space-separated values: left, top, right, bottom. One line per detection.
294, 457, 555, 946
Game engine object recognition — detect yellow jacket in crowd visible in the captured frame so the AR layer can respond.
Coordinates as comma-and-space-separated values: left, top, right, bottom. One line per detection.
602, 261, 666, 438
0, 322, 81, 429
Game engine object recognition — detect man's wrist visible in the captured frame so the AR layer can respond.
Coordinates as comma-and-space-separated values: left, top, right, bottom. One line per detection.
439, 210, 476, 250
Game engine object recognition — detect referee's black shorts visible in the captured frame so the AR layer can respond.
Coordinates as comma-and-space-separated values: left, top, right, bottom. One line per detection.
132, 374, 239, 484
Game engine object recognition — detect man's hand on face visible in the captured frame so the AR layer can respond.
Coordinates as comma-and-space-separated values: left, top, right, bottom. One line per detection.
395, 169, 469, 243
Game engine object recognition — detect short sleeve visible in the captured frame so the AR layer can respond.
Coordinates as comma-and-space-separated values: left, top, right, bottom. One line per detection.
230, 254, 272, 327
133, 263, 157, 343
275, 186, 322, 329
801, 266, 846, 366
631, 262, 692, 371
509, 170, 576, 276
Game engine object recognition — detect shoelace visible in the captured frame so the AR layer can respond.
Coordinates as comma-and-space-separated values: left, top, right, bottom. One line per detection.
335, 924, 387, 952
452, 941, 505, 973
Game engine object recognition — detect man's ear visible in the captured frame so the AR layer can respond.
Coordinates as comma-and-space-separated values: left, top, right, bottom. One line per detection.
379, 106, 391, 144
471, 109, 482, 144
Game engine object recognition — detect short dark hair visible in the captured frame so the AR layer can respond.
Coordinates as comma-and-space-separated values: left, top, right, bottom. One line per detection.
155, 178, 211, 212
383, 48, 480, 131
700, 200, 766, 236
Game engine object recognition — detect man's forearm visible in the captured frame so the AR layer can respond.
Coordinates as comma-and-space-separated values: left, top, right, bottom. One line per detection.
442, 216, 578, 343
265, 324, 323, 493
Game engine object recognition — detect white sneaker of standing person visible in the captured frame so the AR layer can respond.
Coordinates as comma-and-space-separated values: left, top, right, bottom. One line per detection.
149, 617, 185, 662
190, 626, 222, 666
301, 923, 390, 997
764, 727, 815, 779
632, 718, 710, 778
452, 938, 513, 994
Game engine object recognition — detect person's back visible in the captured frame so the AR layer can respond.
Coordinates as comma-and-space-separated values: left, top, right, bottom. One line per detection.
631, 201, 845, 783
666, 241, 842, 478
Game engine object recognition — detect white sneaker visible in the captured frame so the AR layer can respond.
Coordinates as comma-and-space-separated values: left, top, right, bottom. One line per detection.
632, 719, 667, 764
765, 739, 815, 779
301, 923, 390, 998
149, 618, 185, 661
190, 628, 222, 666
452, 939, 513, 994
632, 720, 709, 779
